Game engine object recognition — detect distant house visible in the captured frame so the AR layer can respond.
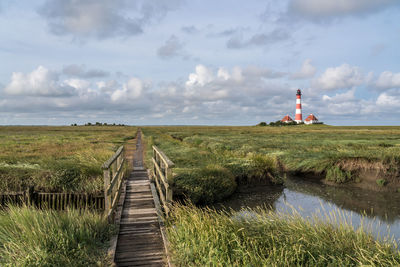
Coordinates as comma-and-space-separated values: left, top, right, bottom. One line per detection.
304, 114, 319, 124
281, 115, 293, 123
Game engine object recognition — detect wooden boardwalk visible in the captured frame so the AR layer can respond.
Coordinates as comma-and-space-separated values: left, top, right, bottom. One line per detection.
115, 132, 167, 266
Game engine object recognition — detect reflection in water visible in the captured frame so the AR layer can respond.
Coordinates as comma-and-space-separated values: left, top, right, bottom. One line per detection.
213, 176, 400, 242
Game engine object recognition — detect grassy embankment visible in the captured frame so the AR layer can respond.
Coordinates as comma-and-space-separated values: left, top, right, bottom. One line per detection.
0, 126, 136, 193
0, 205, 113, 266
142, 126, 400, 204
0, 126, 136, 266
167, 204, 400, 266
142, 127, 282, 204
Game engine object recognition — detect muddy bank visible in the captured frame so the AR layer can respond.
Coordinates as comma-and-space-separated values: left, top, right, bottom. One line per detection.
290, 167, 400, 192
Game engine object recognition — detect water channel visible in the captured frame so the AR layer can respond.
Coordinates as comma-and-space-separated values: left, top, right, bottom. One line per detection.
213, 176, 400, 242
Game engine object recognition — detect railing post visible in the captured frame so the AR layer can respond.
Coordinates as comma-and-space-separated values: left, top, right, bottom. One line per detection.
103, 168, 111, 213
166, 167, 173, 203
153, 147, 156, 181
25, 186, 34, 206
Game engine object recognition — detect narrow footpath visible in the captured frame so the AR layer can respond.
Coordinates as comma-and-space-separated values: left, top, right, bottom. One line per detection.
115, 131, 166, 266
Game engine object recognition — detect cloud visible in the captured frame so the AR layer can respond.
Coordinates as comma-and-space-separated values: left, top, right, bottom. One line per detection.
181, 25, 199, 34
322, 88, 355, 102
157, 35, 185, 60
312, 64, 364, 91
227, 28, 290, 49
62, 64, 109, 78
370, 44, 386, 57
186, 65, 214, 87
183, 64, 291, 109
3, 66, 75, 97
290, 59, 316, 79
289, 0, 400, 20
62, 64, 110, 78
376, 91, 400, 107
375, 71, 400, 90
38, 0, 182, 39
111, 77, 148, 102
3, 63, 400, 125
97, 80, 119, 93
64, 78, 90, 91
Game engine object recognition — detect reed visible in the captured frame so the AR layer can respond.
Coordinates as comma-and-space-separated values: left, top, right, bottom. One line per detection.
0, 126, 136, 193
167, 203, 400, 266
142, 126, 400, 203
0, 205, 114, 266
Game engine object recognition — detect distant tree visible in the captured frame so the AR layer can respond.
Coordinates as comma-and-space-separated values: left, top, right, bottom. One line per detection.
257, 122, 267, 126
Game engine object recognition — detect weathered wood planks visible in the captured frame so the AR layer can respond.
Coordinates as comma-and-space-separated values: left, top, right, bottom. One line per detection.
115, 131, 167, 266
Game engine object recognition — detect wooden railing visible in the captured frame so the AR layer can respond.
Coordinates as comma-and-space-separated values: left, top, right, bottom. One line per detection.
152, 145, 174, 215
102, 145, 126, 221
0, 190, 104, 210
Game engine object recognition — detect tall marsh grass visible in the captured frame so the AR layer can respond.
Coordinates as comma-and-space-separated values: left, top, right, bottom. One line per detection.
0, 205, 113, 266
142, 126, 400, 203
167, 204, 400, 266
0, 126, 136, 193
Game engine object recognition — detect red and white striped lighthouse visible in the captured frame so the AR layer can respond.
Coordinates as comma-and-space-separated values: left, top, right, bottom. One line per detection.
295, 89, 303, 123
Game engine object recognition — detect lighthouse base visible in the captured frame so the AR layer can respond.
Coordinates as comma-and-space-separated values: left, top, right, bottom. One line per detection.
295, 120, 303, 124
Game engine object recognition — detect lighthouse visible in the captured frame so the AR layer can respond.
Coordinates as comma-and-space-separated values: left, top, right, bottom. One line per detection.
295, 89, 303, 123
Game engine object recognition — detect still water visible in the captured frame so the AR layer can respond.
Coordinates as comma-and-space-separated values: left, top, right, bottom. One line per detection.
213, 176, 400, 242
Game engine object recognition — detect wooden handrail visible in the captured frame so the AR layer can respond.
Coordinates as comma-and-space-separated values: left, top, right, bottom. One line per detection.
103, 145, 126, 222
102, 146, 124, 169
152, 145, 174, 215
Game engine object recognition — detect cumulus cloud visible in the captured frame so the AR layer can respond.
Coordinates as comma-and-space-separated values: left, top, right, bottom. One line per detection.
182, 64, 292, 112
376, 90, 400, 107
64, 78, 90, 91
3, 63, 400, 125
62, 64, 109, 78
322, 88, 355, 102
318, 88, 363, 115
289, 0, 400, 20
97, 80, 119, 93
290, 59, 316, 79
111, 77, 148, 102
185, 65, 214, 87
38, 0, 182, 39
3, 66, 75, 97
157, 35, 184, 60
375, 71, 400, 90
312, 64, 364, 91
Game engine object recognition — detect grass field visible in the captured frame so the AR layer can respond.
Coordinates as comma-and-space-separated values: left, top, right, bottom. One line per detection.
142, 125, 400, 203
0, 126, 136, 265
167, 204, 400, 266
0, 205, 113, 266
0, 126, 136, 193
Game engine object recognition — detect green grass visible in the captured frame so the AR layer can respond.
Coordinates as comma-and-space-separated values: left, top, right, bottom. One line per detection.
142, 126, 400, 203
167, 204, 400, 266
0, 205, 113, 266
142, 128, 282, 204
0, 126, 136, 193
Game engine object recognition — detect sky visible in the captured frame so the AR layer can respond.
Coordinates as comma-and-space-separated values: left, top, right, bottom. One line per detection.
0, 0, 400, 126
